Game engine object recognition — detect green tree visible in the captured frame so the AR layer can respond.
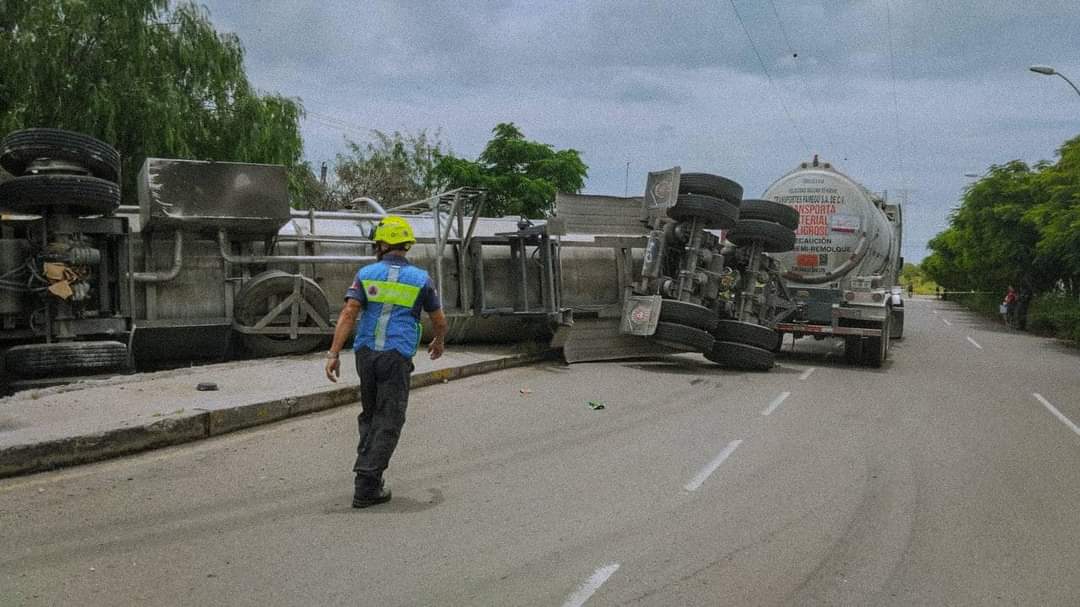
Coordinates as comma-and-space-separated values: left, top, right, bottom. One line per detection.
898, 262, 937, 294
333, 129, 445, 209
1027, 135, 1080, 296
0, 0, 308, 204
923, 160, 1051, 293
432, 123, 588, 218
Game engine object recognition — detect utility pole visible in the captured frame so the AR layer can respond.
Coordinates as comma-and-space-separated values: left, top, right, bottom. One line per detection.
624, 161, 630, 197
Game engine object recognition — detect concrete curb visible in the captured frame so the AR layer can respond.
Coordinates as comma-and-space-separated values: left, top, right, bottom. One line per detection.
0, 350, 552, 479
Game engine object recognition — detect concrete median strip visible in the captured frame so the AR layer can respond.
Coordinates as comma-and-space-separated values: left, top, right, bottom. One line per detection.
0, 350, 551, 479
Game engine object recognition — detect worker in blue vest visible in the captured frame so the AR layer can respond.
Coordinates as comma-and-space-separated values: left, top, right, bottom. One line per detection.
325, 215, 448, 508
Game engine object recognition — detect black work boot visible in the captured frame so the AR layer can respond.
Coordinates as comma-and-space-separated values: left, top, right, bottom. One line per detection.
352, 477, 391, 508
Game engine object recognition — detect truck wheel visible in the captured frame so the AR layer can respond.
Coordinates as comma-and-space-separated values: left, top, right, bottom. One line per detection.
650, 321, 715, 353
737, 199, 800, 230
705, 340, 774, 371
667, 194, 739, 230
0, 174, 120, 216
233, 271, 331, 357
677, 173, 743, 205
727, 219, 796, 253
4, 341, 129, 378
0, 128, 121, 183
659, 300, 718, 332
711, 319, 778, 351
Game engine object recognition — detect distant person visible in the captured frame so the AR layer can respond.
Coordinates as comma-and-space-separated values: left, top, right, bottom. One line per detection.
907, 283, 914, 297
1003, 286, 1018, 328
325, 215, 448, 508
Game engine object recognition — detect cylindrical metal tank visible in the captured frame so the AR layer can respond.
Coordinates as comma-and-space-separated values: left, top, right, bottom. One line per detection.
762, 159, 895, 286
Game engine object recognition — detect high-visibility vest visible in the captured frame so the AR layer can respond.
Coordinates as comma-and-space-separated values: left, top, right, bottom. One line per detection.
352, 259, 430, 358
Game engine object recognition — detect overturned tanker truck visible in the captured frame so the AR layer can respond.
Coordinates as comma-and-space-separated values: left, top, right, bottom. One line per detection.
0, 129, 895, 388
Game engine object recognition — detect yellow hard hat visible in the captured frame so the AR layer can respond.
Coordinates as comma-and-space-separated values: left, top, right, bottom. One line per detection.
371, 215, 416, 246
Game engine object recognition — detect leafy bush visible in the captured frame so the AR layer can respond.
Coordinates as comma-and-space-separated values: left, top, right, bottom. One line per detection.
952, 292, 1001, 318
1028, 294, 1080, 345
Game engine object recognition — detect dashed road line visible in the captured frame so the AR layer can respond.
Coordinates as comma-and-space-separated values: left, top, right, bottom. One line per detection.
798, 367, 816, 381
966, 336, 982, 349
942, 318, 952, 326
684, 440, 742, 492
562, 563, 620, 607
761, 391, 792, 416
1034, 393, 1080, 438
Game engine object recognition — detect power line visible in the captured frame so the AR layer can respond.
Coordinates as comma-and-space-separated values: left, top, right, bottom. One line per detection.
304, 111, 371, 139
765, 0, 838, 157
727, 0, 812, 156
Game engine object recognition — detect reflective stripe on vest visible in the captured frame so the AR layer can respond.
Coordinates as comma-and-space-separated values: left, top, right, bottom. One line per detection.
364, 266, 421, 350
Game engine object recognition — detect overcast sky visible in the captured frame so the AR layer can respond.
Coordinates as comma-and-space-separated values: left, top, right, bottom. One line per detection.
201, 0, 1080, 262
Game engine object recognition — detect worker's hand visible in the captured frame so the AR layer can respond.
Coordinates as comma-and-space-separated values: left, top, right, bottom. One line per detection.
428, 338, 445, 361
325, 354, 340, 382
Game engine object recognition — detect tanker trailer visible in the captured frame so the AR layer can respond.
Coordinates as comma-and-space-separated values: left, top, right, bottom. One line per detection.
763, 156, 903, 367
129, 159, 571, 367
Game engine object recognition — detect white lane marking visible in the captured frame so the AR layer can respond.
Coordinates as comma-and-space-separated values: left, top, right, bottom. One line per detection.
684, 440, 742, 492
799, 367, 816, 381
942, 318, 952, 326
762, 391, 792, 416
562, 563, 620, 607
1034, 393, 1080, 438
933, 309, 939, 314
966, 336, 982, 349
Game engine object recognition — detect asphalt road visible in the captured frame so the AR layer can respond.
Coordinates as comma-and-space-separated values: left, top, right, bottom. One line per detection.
2, 297, 1079, 606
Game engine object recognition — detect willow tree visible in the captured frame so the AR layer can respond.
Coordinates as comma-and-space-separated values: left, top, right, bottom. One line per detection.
0, 0, 315, 204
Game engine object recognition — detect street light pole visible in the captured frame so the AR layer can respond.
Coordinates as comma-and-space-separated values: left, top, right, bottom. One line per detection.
1029, 65, 1080, 98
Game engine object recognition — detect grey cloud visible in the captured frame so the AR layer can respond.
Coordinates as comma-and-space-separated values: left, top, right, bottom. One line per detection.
199, 0, 1080, 260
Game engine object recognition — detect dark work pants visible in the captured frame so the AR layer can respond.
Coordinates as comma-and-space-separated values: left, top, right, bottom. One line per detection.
353, 347, 413, 490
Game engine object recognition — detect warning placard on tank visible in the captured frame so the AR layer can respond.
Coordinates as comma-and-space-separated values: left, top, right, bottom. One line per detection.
773, 185, 853, 270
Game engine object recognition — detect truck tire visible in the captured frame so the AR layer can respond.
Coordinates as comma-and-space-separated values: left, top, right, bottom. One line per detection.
0, 174, 120, 216
659, 300, 718, 332
0, 128, 121, 183
234, 271, 331, 357
711, 319, 778, 351
649, 321, 715, 353
677, 173, 743, 205
737, 199, 800, 230
667, 194, 739, 230
727, 219, 796, 253
705, 340, 774, 371
4, 341, 129, 378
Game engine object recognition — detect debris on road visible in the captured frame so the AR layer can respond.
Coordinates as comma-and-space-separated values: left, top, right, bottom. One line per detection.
587, 400, 606, 410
